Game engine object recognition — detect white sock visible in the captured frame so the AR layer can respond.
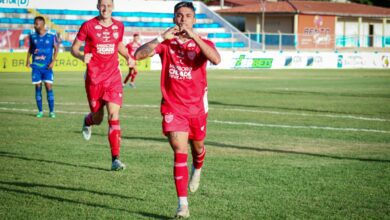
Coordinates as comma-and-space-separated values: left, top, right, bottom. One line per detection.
178, 197, 188, 206
193, 168, 201, 176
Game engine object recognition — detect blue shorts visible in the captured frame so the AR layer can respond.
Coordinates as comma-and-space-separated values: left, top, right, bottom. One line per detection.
32, 67, 54, 84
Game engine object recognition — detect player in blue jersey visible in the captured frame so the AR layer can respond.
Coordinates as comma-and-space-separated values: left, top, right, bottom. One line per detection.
26, 16, 59, 118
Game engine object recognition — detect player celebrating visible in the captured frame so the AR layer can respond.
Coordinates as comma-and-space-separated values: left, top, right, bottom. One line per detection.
71, 0, 134, 171
26, 16, 58, 118
123, 33, 141, 88
135, 1, 221, 218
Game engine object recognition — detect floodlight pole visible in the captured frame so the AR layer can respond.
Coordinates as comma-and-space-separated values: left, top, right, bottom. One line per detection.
260, 0, 266, 51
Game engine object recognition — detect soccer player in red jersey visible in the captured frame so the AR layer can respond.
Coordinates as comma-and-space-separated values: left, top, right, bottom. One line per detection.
135, 1, 221, 218
71, 0, 134, 171
123, 33, 141, 88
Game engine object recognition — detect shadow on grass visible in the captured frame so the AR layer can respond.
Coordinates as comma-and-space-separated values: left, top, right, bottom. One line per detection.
0, 180, 143, 201
0, 185, 171, 219
0, 151, 109, 172
118, 136, 390, 163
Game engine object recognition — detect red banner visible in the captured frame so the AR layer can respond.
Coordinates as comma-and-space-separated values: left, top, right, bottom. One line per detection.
298, 15, 335, 49
0, 29, 23, 49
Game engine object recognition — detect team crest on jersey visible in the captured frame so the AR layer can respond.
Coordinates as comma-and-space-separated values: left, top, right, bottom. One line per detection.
112, 25, 118, 30
94, 25, 102, 30
97, 33, 102, 38
113, 32, 119, 39
164, 113, 174, 123
90, 100, 96, 108
187, 51, 196, 60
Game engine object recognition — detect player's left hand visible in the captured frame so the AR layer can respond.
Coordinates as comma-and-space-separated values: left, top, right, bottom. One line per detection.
178, 24, 196, 39
48, 61, 55, 69
127, 56, 135, 68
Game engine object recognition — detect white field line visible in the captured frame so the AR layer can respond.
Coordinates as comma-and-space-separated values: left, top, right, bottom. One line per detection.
210, 120, 390, 134
0, 107, 157, 120
214, 107, 390, 122
0, 106, 389, 134
0, 101, 389, 122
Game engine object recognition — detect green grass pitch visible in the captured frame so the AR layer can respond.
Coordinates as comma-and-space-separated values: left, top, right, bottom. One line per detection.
0, 69, 389, 219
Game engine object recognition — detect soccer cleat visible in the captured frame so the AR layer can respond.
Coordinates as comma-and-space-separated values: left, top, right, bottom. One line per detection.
189, 166, 201, 193
36, 112, 43, 118
175, 205, 190, 218
111, 159, 126, 171
49, 112, 56, 118
82, 116, 92, 141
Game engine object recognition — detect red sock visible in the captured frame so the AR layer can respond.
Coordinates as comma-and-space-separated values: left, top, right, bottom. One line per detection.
192, 146, 206, 169
85, 113, 94, 126
130, 71, 137, 82
108, 120, 121, 158
174, 153, 188, 197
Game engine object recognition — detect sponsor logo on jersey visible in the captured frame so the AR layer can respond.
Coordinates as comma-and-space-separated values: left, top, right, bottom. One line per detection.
112, 25, 118, 30
45, 40, 50, 44
102, 31, 110, 42
164, 113, 174, 123
170, 41, 178, 45
168, 64, 192, 80
94, 25, 102, 30
97, 33, 102, 38
35, 55, 46, 61
96, 44, 115, 55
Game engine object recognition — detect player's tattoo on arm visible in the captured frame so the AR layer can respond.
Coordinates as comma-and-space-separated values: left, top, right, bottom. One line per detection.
135, 39, 159, 60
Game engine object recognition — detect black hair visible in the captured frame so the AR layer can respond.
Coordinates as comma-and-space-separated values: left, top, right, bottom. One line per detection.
34, 16, 45, 24
98, 0, 114, 4
174, 1, 195, 13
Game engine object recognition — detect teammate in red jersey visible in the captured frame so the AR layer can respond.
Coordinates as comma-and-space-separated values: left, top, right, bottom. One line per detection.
71, 0, 134, 171
123, 33, 141, 88
135, 1, 221, 218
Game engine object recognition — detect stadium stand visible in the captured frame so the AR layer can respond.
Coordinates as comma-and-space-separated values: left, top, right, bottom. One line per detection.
0, 1, 250, 50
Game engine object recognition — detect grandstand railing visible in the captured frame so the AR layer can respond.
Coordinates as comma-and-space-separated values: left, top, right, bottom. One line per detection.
1, 28, 389, 51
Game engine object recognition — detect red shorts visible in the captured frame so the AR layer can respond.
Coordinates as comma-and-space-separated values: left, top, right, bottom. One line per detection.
85, 79, 123, 113
162, 113, 208, 141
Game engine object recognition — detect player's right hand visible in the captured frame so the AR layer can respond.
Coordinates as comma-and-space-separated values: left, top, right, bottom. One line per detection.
162, 26, 180, 40
26, 60, 30, 68
84, 53, 93, 64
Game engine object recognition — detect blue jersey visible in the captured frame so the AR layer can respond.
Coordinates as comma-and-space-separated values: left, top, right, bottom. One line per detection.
29, 32, 57, 68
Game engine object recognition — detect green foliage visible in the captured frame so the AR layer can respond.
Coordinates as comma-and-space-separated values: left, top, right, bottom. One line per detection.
0, 69, 389, 219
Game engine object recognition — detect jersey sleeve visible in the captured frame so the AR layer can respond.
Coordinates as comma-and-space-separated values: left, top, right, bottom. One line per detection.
76, 22, 88, 42
28, 34, 33, 53
118, 22, 124, 42
154, 41, 168, 55
204, 39, 216, 50
53, 34, 58, 46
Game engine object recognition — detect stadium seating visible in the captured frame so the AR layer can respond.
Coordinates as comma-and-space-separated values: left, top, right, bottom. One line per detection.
0, 5, 247, 50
